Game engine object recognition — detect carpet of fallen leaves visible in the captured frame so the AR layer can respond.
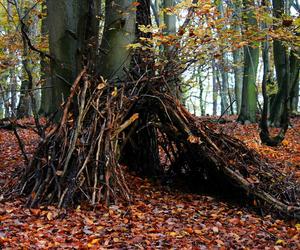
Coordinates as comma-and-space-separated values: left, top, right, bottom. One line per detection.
0, 117, 299, 249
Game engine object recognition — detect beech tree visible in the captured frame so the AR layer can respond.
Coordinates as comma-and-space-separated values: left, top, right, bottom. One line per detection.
44, 0, 100, 118
269, 0, 300, 126
98, 0, 136, 80
237, 0, 259, 123
229, 0, 243, 114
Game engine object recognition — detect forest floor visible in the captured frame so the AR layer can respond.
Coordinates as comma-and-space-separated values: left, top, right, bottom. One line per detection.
0, 116, 299, 249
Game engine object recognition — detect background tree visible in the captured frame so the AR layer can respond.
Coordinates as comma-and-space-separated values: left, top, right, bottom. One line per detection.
238, 0, 259, 123
269, 0, 299, 126
229, 0, 243, 114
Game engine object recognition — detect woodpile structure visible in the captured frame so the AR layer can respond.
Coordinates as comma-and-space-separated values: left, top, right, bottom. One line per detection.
11, 66, 300, 220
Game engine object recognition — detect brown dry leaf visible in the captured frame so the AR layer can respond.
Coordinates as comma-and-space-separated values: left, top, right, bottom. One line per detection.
187, 135, 201, 144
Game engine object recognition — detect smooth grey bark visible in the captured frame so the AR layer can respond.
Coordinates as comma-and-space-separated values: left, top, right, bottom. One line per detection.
195, 67, 205, 116
237, 0, 259, 123
7, 1, 17, 117
163, 0, 183, 99
291, 77, 299, 113
289, 51, 299, 113
260, 21, 288, 146
212, 60, 218, 116
0, 74, 10, 118
233, 49, 243, 114
163, 0, 176, 34
229, 0, 243, 114
97, 0, 136, 80
238, 46, 259, 123
46, 0, 99, 117
39, 3, 52, 115
0, 100, 3, 118
217, 1, 229, 115
219, 59, 230, 115
17, 80, 30, 117
0, 75, 8, 118
269, 0, 298, 125
150, 0, 160, 26
9, 70, 17, 117
16, 3, 41, 118
17, 9, 31, 118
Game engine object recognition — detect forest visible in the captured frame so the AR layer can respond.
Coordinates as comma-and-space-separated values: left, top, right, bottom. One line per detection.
0, 0, 300, 248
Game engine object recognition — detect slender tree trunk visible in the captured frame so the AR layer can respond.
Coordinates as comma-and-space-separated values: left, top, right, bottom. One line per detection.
9, 70, 17, 117
217, 1, 229, 115
1, 75, 10, 118
163, 0, 176, 34
163, 0, 181, 98
229, 0, 243, 114
17, 16, 31, 118
289, 50, 299, 114
39, 3, 51, 115
290, 77, 299, 113
269, 0, 296, 126
0, 100, 3, 118
260, 0, 289, 146
219, 61, 229, 115
17, 4, 41, 118
7, 1, 17, 118
237, 0, 259, 123
197, 67, 205, 116
150, 0, 160, 26
233, 49, 243, 114
212, 60, 218, 116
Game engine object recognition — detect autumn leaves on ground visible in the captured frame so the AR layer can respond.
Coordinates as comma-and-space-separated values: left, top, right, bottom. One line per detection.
0, 117, 300, 249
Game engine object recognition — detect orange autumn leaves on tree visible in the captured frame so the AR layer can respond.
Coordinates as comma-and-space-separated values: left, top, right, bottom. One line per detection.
126, 0, 299, 76
0, 0, 48, 74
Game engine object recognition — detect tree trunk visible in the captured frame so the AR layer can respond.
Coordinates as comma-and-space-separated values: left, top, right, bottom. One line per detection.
237, 0, 259, 123
290, 51, 299, 114
97, 0, 136, 80
269, 0, 297, 126
219, 62, 230, 115
290, 77, 299, 114
212, 60, 218, 115
229, 0, 243, 114
39, 3, 52, 115
9, 69, 17, 117
7, 1, 17, 118
217, 1, 229, 115
163, 0, 181, 99
259, 10, 288, 147
17, 17, 31, 119
150, 0, 160, 26
233, 49, 243, 114
46, 0, 96, 118
163, 0, 176, 35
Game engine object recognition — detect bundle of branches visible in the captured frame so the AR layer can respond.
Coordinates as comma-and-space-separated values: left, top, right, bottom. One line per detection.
11, 67, 300, 219
17, 68, 133, 207
129, 90, 300, 219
